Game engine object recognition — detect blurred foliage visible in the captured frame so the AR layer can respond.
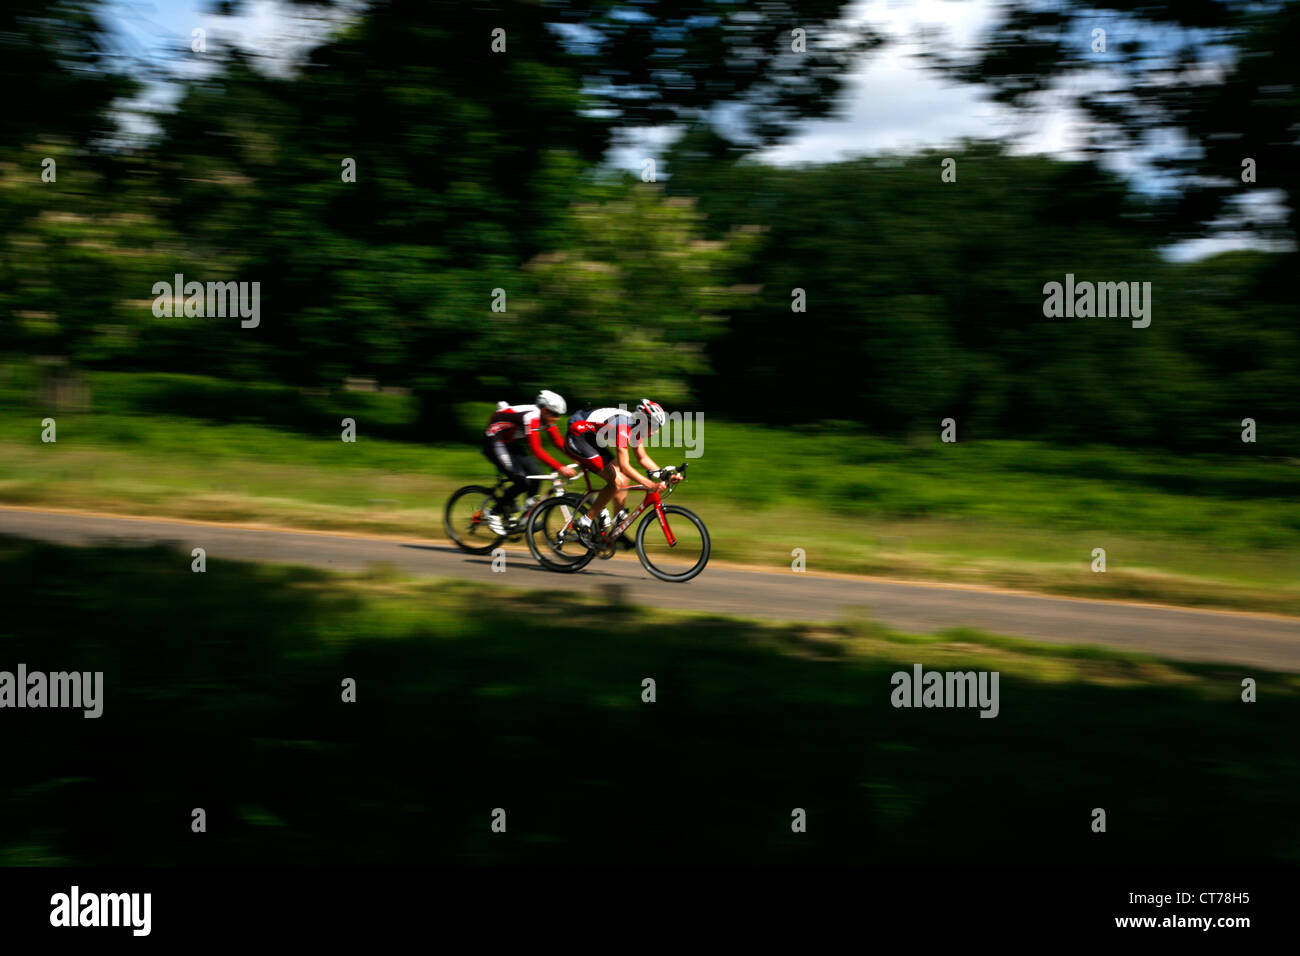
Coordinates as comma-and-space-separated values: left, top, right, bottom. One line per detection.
0, 0, 1295, 451
265, 0, 883, 149
507, 184, 759, 408
667, 137, 1300, 450
0, 0, 136, 150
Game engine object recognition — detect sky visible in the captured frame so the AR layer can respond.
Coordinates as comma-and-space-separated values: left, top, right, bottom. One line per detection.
103, 0, 1282, 261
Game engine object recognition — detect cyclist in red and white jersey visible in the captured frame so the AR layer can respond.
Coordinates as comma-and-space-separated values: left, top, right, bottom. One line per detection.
564, 399, 679, 539
483, 390, 577, 534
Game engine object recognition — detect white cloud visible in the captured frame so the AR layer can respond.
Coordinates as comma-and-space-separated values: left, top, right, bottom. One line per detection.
763, 0, 1087, 164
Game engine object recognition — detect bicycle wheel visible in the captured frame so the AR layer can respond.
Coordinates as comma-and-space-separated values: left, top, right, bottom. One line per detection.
444, 484, 506, 554
531, 493, 584, 555
525, 494, 597, 572
635, 505, 710, 582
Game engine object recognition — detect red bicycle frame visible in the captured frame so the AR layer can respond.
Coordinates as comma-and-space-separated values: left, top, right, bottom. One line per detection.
605, 485, 677, 546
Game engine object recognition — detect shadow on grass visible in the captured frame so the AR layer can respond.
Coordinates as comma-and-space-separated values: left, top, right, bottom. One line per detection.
1, 536, 1296, 866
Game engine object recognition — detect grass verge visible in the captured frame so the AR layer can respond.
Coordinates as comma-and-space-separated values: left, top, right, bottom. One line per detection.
2, 370, 1298, 614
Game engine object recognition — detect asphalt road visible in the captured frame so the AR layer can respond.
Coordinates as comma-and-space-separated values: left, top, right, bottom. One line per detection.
4, 505, 1299, 672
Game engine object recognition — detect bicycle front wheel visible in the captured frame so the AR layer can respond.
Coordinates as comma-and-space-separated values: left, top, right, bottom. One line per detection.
444, 484, 506, 554
525, 495, 597, 572
635, 505, 710, 582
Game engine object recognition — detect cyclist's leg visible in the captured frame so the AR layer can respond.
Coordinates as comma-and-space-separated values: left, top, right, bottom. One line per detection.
610, 458, 636, 513
586, 457, 628, 520
484, 437, 528, 512
515, 444, 544, 508
566, 431, 613, 515
598, 448, 637, 517
481, 437, 509, 500
607, 466, 637, 548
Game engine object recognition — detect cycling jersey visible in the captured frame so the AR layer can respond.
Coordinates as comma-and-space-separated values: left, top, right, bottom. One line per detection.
485, 404, 566, 471
567, 406, 644, 451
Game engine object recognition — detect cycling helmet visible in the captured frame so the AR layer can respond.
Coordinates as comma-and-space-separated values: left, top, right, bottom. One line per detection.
536, 389, 567, 415
636, 398, 666, 433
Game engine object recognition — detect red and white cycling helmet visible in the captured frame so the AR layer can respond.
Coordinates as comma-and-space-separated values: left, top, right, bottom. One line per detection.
636, 398, 666, 433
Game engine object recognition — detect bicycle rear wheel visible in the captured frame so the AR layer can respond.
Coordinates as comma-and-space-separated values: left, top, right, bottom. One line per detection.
635, 505, 710, 582
525, 495, 597, 572
444, 484, 506, 554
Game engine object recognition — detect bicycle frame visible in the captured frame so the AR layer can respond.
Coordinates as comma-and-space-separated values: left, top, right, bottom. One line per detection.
608, 484, 676, 545
560, 465, 687, 547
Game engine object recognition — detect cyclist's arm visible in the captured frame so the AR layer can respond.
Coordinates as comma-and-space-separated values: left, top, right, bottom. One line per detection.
525, 422, 565, 471
634, 444, 662, 476
617, 444, 660, 491
545, 423, 572, 458
545, 423, 578, 476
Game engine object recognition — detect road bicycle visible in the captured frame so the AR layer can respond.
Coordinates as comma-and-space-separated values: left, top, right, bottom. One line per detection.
523, 463, 710, 582
444, 468, 592, 556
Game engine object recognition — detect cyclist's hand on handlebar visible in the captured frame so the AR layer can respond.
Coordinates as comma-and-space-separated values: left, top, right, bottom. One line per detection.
559, 465, 577, 478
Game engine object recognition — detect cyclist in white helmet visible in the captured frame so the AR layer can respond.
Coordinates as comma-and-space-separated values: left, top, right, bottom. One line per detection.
482, 389, 577, 534
564, 399, 678, 540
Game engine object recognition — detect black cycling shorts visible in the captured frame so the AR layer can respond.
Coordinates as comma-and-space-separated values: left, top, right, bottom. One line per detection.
482, 436, 541, 506
564, 429, 614, 473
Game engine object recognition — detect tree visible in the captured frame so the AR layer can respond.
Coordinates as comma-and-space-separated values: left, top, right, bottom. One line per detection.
0, 0, 137, 151
664, 139, 1281, 450
924, 0, 1299, 253
146, 0, 876, 434
504, 180, 757, 407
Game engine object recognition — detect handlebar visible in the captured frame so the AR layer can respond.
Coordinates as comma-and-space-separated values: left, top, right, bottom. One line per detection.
648, 463, 689, 489
650, 463, 687, 479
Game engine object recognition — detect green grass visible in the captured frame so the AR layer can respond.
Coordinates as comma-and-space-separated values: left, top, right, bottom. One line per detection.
2, 369, 1298, 613
2, 538, 1297, 865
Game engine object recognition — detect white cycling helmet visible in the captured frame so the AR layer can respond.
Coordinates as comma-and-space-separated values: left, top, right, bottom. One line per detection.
637, 398, 666, 433
536, 389, 567, 415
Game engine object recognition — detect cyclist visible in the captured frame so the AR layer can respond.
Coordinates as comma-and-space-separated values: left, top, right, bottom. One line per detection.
483, 390, 577, 534
564, 399, 679, 542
